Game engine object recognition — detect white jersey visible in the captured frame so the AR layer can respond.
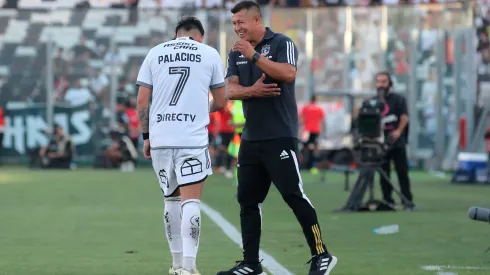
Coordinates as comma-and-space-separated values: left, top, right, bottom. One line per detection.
136, 37, 225, 149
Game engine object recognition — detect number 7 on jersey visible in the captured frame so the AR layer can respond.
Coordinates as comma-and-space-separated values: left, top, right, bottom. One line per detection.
169, 66, 190, 106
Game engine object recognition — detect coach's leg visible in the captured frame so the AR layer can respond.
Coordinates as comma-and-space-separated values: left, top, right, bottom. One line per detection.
237, 140, 272, 264
262, 138, 328, 256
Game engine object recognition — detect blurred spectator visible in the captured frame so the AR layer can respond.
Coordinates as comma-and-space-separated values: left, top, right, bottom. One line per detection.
38, 124, 74, 169
116, 99, 129, 133
55, 74, 70, 102
478, 47, 490, 77
89, 69, 109, 103
104, 46, 124, 66
53, 48, 70, 75
64, 79, 94, 106
124, 101, 140, 148
0, 105, 4, 159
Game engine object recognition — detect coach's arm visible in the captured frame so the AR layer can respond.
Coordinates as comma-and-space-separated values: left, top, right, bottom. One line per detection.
225, 52, 280, 100
232, 38, 298, 84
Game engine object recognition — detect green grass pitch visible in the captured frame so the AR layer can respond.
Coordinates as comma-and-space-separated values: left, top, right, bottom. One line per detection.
0, 167, 489, 275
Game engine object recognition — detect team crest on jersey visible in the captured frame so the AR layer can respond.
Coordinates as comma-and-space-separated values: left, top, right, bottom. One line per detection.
261, 44, 270, 56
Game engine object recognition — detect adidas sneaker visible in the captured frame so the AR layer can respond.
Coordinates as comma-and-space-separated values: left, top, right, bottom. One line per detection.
216, 261, 267, 275
308, 253, 338, 275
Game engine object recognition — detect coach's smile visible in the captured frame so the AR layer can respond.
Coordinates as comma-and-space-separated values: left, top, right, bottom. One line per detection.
237, 29, 247, 39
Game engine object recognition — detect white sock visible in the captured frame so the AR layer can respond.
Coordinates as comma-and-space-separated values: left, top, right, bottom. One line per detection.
164, 197, 183, 269
181, 199, 201, 271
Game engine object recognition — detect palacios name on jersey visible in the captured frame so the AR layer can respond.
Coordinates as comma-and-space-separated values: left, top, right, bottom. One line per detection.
159, 41, 202, 64
159, 53, 202, 64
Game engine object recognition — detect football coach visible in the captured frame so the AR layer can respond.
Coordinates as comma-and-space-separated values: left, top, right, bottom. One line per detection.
217, 1, 337, 275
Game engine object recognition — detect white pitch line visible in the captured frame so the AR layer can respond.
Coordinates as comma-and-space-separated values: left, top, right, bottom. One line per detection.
422, 265, 490, 275
201, 202, 294, 275
422, 265, 490, 271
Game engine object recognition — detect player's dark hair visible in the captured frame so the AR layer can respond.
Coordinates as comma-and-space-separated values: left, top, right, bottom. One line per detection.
310, 95, 317, 103
175, 16, 205, 36
231, 0, 262, 17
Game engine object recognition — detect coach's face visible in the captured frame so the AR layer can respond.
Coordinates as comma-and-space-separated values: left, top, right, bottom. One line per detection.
232, 9, 259, 42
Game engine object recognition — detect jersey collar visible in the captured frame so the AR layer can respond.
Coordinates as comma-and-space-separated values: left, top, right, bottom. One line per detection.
256, 27, 275, 46
264, 27, 275, 40
174, 36, 194, 41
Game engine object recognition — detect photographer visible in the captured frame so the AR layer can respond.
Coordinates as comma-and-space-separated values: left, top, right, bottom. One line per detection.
375, 72, 415, 211
104, 129, 138, 171
39, 124, 74, 169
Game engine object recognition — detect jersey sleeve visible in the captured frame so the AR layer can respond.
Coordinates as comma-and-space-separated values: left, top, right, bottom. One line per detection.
210, 50, 225, 89
225, 50, 238, 78
277, 36, 298, 69
136, 53, 153, 89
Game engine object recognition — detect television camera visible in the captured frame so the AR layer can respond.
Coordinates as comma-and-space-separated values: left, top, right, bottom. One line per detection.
338, 97, 413, 212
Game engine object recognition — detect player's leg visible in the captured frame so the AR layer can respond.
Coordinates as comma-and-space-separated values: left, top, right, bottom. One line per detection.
262, 138, 337, 275
150, 149, 183, 274
217, 139, 270, 275
174, 148, 213, 275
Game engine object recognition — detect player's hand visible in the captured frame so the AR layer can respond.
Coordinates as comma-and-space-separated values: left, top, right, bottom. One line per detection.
143, 139, 151, 159
233, 40, 256, 60
252, 73, 281, 97
390, 129, 401, 141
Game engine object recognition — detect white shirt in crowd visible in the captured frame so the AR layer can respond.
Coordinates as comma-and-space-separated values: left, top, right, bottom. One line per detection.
64, 87, 94, 106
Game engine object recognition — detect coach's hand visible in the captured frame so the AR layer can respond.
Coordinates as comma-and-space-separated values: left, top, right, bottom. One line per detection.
251, 73, 281, 97
233, 40, 255, 60
143, 139, 151, 159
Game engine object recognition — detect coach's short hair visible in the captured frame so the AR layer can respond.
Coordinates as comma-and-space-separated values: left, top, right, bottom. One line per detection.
231, 0, 262, 17
175, 16, 205, 36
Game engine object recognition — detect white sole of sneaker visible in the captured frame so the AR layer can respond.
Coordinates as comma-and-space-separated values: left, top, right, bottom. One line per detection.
325, 256, 338, 275
258, 273, 267, 275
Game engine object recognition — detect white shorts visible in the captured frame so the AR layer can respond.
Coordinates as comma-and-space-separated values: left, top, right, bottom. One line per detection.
150, 148, 212, 197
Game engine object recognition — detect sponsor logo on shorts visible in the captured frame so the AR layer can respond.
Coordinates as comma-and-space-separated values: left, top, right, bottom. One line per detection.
159, 169, 169, 188
181, 158, 203, 177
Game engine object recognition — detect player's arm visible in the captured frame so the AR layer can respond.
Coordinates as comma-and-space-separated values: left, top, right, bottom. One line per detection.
210, 86, 226, 112
137, 86, 151, 134
136, 53, 153, 135
254, 37, 298, 83
209, 50, 227, 112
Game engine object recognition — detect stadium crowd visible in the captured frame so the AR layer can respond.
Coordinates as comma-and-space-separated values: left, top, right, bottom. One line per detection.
0, 0, 487, 172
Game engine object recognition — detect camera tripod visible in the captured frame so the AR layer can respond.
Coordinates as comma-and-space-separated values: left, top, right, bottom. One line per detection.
336, 162, 414, 212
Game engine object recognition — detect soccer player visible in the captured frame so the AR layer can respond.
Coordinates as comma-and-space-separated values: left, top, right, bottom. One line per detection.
216, 1, 337, 275
136, 16, 226, 275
